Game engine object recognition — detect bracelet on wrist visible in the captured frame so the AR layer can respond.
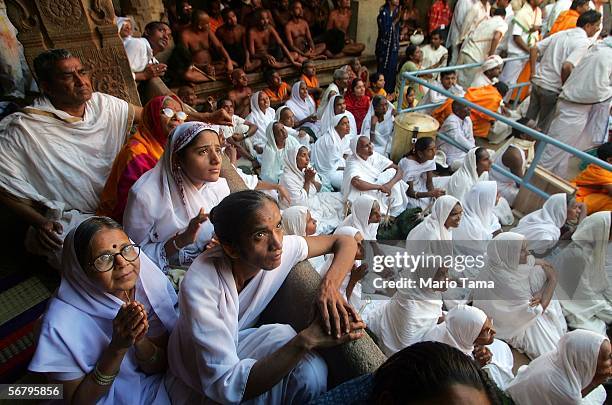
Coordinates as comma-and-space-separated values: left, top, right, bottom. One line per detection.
92, 363, 119, 386
172, 233, 182, 251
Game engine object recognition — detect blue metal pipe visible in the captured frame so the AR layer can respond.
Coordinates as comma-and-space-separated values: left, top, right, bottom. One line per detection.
404, 101, 446, 113
410, 55, 529, 76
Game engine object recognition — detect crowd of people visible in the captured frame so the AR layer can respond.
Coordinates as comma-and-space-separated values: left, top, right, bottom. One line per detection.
0, 0, 611, 402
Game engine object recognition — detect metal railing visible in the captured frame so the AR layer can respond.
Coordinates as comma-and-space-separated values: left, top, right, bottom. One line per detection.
395, 56, 612, 199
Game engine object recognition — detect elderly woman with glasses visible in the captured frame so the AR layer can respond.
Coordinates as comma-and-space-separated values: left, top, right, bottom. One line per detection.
29, 216, 178, 405
98, 95, 187, 223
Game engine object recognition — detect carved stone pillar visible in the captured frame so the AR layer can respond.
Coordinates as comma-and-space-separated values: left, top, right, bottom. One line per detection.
353, 0, 381, 55
119, 0, 165, 35
6, 0, 140, 105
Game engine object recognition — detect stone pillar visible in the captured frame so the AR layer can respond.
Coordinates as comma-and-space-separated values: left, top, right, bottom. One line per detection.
353, 0, 382, 55
5, 0, 140, 105
119, 0, 165, 35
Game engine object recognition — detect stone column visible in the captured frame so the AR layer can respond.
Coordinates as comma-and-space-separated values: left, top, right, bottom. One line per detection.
5, 0, 140, 105
119, 0, 165, 35
353, 0, 382, 55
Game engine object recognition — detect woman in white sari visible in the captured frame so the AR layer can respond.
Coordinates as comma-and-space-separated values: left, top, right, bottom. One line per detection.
124, 122, 230, 271
245, 91, 275, 154
284, 81, 319, 135
398, 137, 447, 209
319, 94, 358, 138
556, 211, 612, 335
281, 205, 327, 270
373, 195, 463, 355
260, 121, 300, 184
279, 145, 344, 234
312, 113, 353, 189
337, 195, 381, 241
512, 193, 584, 255
472, 232, 567, 359
447, 147, 514, 225
165, 190, 366, 404
360, 95, 396, 156
507, 330, 611, 405
423, 304, 515, 390
342, 135, 409, 217
29, 217, 178, 405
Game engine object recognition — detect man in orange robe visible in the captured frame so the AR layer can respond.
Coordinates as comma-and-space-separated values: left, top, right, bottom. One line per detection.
432, 82, 509, 138
548, 0, 590, 35
572, 142, 612, 214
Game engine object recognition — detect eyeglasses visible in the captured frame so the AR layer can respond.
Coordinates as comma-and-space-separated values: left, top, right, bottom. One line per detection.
161, 108, 187, 121
90, 244, 141, 273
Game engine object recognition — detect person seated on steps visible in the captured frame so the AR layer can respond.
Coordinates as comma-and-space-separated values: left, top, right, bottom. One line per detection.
247, 9, 303, 69
300, 60, 324, 103
227, 68, 253, 118
124, 21, 170, 83
262, 69, 291, 105
325, 0, 366, 57
216, 8, 262, 73
285, 1, 327, 61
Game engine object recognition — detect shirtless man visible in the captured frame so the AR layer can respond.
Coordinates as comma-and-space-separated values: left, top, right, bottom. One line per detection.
228, 69, 253, 117
272, 0, 293, 27
326, 0, 366, 57
179, 10, 234, 79
285, 1, 327, 60
216, 8, 261, 72
248, 9, 303, 69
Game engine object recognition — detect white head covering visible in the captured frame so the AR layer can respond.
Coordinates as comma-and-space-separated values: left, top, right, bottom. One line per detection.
245, 91, 276, 147
570, 211, 612, 293
424, 304, 488, 355
359, 98, 395, 138
285, 81, 316, 121
341, 135, 393, 199
507, 329, 609, 405
312, 112, 352, 174
29, 225, 178, 403
319, 94, 358, 136
338, 195, 379, 240
453, 181, 501, 241
481, 55, 503, 72
407, 195, 461, 242
124, 122, 230, 249
261, 120, 300, 183
116, 17, 132, 37
512, 193, 567, 245
447, 147, 489, 201
282, 206, 310, 236
280, 145, 321, 204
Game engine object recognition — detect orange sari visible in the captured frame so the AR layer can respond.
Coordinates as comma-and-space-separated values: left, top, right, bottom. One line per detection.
432, 85, 502, 138
572, 164, 612, 214
549, 9, 579, 36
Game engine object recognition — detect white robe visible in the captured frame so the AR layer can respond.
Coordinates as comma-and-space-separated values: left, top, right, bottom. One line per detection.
319, 94, 358, 138
166, 236, 327, 405
124, 122, 230, 271
124, 37, 158, 73
418, 83, 465, 114
285, 81, 320, 135
0, 92, 133, 266
555, 212, 612, 335
374, 196, 460, 355
398, 156, 437, 209
447, 0, 479, 48
472, 232, 567, 359
312, 112, 352, 189
316, 82, 340, 119
511, 192, 567, 255
245, 91, 276, 150
279, 145, 344, 235
490, 139, 530, 205
423, 305, 515, 390
506, 330, 608, 405
274, 106, 310, 146
337, 195, 380, 240
421, 44, 448, 82
438, 113, 475, 169
260, 121, 300, 184
29, 229, 178, 405
280, 206, 327, 270
342, 136, 409, 217
359, 99, 395, 156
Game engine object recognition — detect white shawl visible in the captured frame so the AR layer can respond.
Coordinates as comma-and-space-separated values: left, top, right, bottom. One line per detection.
337, 195, 379, 240
29, 227, 178, 405
260, 121, 300, 184
359, 99, 395, 155
511, 193, 567, 254
274, 105, 309, 146
406, 194, 460, 242
453, 181, 501, 242
245, 91, 276, 148
312, 112, 352, 175
507, 330, 609, 405
279, 145, 321, 207
282, 206, 309, 236
124, 122, 230, 269
319, 94, 358, 137
285, 81, 316, 121
472, 232, 543, 340
446, 147, 489, 201
342, 135, 394, 200
424, 304, 487, 355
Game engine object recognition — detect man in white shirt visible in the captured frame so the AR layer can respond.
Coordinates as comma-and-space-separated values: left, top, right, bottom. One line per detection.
527, 10, 601, 131
418, 70, 465, 113
447, 0, 479, 64
540, 38, 612, 177
124, 21, 170, 82
438, 101, 475, 170
421, 29, 449, 82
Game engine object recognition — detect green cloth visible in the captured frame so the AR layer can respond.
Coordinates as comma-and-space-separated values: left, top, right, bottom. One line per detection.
395, 61, 424, 108
376, 207, 423, 240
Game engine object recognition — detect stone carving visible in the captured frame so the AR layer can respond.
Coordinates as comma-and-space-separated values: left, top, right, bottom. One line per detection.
5, 0, 141, 106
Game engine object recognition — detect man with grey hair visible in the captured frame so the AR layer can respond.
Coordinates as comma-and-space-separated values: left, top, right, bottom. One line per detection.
0, 49, 230, 267
316, 68, 350, 118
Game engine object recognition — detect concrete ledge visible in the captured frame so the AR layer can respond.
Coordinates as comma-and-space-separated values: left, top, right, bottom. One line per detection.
187, 55, 377, 99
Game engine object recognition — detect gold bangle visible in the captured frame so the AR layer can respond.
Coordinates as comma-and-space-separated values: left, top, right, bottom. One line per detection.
92, 364, 119, 386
